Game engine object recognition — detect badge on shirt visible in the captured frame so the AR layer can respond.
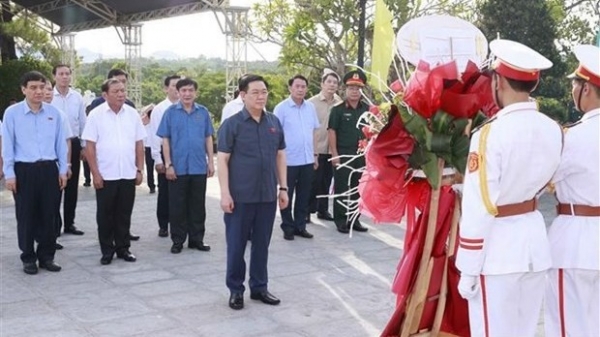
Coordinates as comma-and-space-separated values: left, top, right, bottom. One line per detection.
48, 117, 54, 121
467, 152, 479, 173
269, 127, 276, 134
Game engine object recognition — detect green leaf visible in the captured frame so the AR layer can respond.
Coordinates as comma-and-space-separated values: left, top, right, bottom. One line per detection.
421, 151, 440, 189
450, 135, 470, 174
428, 133, 453, 154
431, 110, 453, 134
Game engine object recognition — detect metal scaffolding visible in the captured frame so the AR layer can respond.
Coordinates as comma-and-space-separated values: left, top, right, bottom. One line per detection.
116, 24, 143, 108
53, 33, 77, 83
215, 6, 249, 102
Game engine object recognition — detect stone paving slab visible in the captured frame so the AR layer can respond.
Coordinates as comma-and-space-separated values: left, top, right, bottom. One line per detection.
0, 174, 552, 336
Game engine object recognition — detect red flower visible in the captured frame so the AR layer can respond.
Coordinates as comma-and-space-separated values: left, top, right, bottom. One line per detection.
390, 79, 404, 94
403, 60, 498, 119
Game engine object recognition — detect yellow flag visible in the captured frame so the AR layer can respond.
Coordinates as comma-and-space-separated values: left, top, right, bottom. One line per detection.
370, 0, 394, 91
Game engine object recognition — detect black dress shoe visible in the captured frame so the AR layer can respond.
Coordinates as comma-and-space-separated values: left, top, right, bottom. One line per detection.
129, 233, 140, 241
23, 262, 38, 275
100, 255, 113, 265
39, 260, 62, 272
250, 291, 280, 305
83, 182, 91, 187
149, 187, 156, 194
55, 242, 64, 250
116, 251, 137, 262
352, 222, 369, 232
64, 226, 84, 235
171, 243, 183, 254
158, 228, 168, 237
317, 212, 335, 221
229, 293, 244, 310
188, 242, 211, 251
294, 229, 314, 239
283, 232, 295, 241
336, 223, 350, 234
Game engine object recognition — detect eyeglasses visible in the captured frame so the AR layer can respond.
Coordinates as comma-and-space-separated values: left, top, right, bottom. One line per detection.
246, 91, 269, 97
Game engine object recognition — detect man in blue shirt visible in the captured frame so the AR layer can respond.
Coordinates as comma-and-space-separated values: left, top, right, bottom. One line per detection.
218, 74, 289, 310
157, 78, 215, 253
2, 71, 69, 275
274, 75, 320, 240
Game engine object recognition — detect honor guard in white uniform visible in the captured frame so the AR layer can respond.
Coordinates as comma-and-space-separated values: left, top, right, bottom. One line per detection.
455, 39, 563, 337
544, 44, 600, 337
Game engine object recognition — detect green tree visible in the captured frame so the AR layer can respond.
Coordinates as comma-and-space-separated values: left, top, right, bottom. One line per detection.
0, 56, 52, 115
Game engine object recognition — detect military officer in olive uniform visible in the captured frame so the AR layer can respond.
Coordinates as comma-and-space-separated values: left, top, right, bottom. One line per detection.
327, 70, 369, 234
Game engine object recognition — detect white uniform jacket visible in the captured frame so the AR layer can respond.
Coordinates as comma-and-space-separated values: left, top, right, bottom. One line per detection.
548, 108, 600, 270
456, 101, 563, 276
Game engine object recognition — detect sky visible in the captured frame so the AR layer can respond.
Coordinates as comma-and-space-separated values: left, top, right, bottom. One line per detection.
73, 0, 281, 62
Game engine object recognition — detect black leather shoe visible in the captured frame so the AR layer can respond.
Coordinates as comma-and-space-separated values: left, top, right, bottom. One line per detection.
55, 242, 64, 250
100, 255, 113, 265
352, 222, 369, 232
283, 232, 295, 241
116, 251, 136, 262
158, 228, 168, 237
229, 293, 244, 310
317, 212, 335, 221
39, 260, 62, 272
336, 223, 350, 234
64, 226, 84, 235
188, 242, 211, 251
294, 229, 314, 239
171, 244, 183, 254
23, 262, 38, 275
250, 291, 280, 305
149, 187, 156, 194
129, 233, 140, 241
83, 182, 91, 187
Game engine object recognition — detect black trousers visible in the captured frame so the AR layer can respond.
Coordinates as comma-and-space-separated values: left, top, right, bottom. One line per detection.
310, 154, 333, 214
60, 138, 82, 230
280, 164, 313, 233
14, 161, 60, 263
144, 147, 155, 190
95, 179, 136, 257
168, 174, 207, 245
83, 161, 91, 184
157, 173, 169, 230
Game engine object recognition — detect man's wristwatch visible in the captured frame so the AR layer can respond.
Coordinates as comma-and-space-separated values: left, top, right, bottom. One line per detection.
279, 187, 288, 192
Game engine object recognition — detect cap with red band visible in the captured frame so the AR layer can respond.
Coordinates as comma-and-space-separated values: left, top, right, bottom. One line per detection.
567, 44, 600, 87
489, 39, 552, 82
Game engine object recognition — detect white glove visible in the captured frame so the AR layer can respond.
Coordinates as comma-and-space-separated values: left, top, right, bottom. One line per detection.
458, 274, 480, 300
451, 183, 463, 195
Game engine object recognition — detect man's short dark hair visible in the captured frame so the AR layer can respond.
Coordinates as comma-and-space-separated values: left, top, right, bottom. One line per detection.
107, 68, 128, 79
164, 75, 181, 87
101, 78, 122, 93
288, 74, 308, 87
322, 72, 340, 83
239, 74, 269, 92
52, 64, 71, 75
176, 78, 198, 91
20, 71, 47, 87
233, 89, 240, 99
495, 72, 537, 93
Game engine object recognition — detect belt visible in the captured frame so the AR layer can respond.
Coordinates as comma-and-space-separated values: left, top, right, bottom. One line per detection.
495, 198, 537, 218
557, 203, 600, 217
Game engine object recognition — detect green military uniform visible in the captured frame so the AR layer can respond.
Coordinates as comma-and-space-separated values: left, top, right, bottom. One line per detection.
327, 70, 369, 233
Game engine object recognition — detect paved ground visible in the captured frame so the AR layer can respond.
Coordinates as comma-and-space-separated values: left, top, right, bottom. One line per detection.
0, 174, 554, 337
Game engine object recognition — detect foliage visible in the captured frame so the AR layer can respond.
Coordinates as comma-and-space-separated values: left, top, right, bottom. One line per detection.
0, 15, 62, 65
537, 97, 569, 123
251, 0, 474, 84
0, 56, 52, 116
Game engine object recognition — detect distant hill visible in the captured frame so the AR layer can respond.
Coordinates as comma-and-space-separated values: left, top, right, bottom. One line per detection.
149, 50, 181, 60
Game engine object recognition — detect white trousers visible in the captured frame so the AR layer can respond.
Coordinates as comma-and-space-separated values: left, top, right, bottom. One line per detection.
544, 268, 600, 337
468, 272, 545, 337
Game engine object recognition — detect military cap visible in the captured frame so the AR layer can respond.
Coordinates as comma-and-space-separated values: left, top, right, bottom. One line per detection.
567, 44, 600, 87
343, 70, 367, 87
490, 39, 552, 82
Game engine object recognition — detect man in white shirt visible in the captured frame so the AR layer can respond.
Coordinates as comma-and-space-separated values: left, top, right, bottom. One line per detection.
141, 104, 156, 194
150, 75, 181, 238
220, 75, 248, 123
82, 78, 146, 265
456, 40, 562, 337
545, 44, 600, 337
51, 64, 86, 236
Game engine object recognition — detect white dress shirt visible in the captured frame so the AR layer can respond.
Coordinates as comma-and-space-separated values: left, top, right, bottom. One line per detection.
548, 108, 600, 270
149, 97, 177, 164
220, 96, 244, 124
456, 101, 563, 276
51, 87, 86, 145
82, 102, 146, 180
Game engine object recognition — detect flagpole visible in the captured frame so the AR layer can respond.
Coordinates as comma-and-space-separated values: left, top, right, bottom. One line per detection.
357, 0, 367, 67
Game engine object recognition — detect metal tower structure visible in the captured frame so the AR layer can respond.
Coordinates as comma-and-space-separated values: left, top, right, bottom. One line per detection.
215, 6, 249, 102
53, 33, 77, 82
116, 24, 143, 108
